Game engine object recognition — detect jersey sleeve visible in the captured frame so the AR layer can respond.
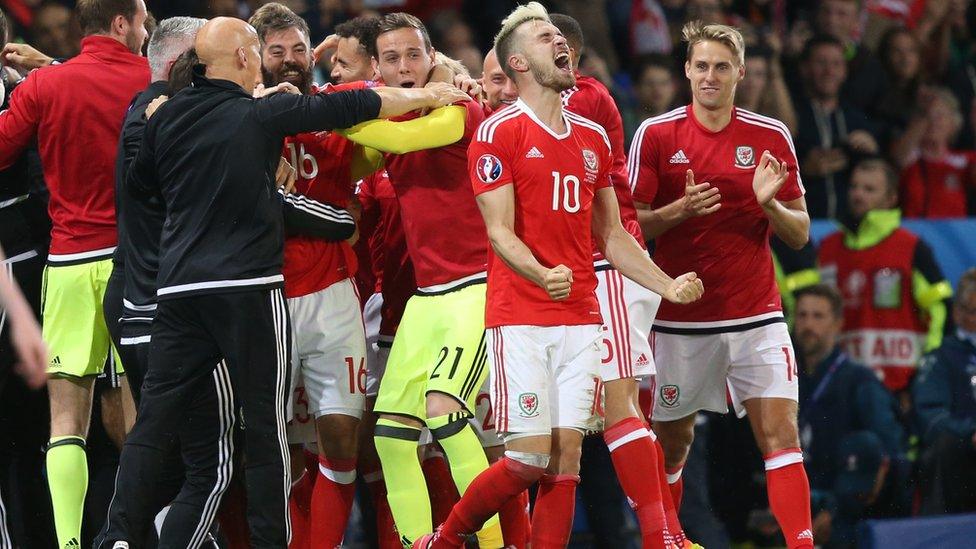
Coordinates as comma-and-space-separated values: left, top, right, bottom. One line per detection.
627, 122, 659, 205
461, 99, 486, 141
0, 72, 41, 170
596, 132, 613, 191
772, 127, 805, 202
469, 125, 514, 196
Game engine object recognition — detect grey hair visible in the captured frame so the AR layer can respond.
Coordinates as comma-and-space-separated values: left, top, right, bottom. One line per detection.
148, 16, 207, 78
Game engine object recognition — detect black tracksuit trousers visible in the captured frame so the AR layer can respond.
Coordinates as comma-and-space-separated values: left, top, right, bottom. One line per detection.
101, 288, 291, 549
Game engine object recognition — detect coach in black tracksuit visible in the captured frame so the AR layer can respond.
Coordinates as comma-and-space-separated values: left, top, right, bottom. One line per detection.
100, 17, 460, 548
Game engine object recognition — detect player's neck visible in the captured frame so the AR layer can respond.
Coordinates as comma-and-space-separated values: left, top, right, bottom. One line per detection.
519, 86, 567, 134
691, 101, 733, 132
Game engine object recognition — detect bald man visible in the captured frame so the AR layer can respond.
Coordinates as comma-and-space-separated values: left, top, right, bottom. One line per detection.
480, 48, 518, 111
99, 18, 468, 549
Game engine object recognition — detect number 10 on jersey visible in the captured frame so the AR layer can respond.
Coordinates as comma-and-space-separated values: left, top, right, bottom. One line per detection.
552, 171, 581, 213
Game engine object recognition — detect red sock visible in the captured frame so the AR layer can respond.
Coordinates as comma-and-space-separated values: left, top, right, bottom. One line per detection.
310, 456, 357, 548
288, 468, 315, 549
655, 439, 684, 545
361, 464, 401, 549
530, 474, 579, 549
605, 418, 669, 549
499, 489, 531, 548
434, 457, 545, 549
423, 453, 460, 526
765, 449, 813, 548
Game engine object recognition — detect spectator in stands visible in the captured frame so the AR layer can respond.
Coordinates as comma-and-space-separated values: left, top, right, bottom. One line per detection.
818, 159, 953, 395
875, 27, 924, 140
895, 88, 976, 218
30, 2, 80, 59
735, 42, 797, 134
794, 284, 908, 548
624, 54, 679, 139
795, 35, 880, 219
814, 0, 887, 114
913, 268, 976, 515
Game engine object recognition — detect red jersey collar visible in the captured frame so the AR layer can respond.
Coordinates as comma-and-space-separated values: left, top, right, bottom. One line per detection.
80, 35, 143, 61
685, 103, 737, 135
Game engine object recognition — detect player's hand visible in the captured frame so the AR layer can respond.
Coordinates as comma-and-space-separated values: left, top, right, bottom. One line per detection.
543, 264, 573, 301
11, 309, 47, 389
312, 33, 340, 64
254, 82, 300, 98
145, 95, 168, 119
752, 150, 789, 207
681, 169, 722, 217
424, 81, 472, 108
846, 129, 879, 154
1, 43, 54, 74
664, 272, 704, 304
275, 156, 297, 194
452, 74, 483, 99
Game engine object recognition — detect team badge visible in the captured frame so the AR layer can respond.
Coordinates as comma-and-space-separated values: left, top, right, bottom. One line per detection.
582, 149, 599, 171
660, 384, 680, 408
476, 154, 503, 183
873, 268, 902, 309
518, 392, 540, 417
734, 146, 755, 168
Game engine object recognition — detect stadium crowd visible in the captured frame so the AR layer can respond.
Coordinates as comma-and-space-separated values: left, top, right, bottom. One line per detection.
0, 0, 974, 549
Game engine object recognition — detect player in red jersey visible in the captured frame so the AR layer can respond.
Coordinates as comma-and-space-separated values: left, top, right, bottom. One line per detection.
550, 13, 689, 547
414, 4, 703, 548
251, 7, 469, 547
629, 21, 814, 549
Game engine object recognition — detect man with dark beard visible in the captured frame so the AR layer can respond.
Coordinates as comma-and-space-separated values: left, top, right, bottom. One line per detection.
0, 2, 150, 547
248, 5, 469, 546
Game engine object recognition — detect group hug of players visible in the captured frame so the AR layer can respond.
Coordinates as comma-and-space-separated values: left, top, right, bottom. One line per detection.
0, 0, 819, 548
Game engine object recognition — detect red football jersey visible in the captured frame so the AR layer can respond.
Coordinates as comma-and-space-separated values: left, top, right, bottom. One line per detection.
899, 150, 975, 218
561, 74, 646, 258
282, 81, 374, 299
629, 106, 804, 330
384, 100, 489, 290
470, 100, 612, 328
358, 169, 416, 336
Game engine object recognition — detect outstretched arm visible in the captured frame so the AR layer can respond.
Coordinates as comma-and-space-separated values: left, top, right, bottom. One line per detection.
339, 105, 466, 154
593, 187, 703, 304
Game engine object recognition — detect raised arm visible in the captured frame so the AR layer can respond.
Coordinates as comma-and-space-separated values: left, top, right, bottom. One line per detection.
592, 187, 703, 304
752, 150, 810, 250
257, 83, 469, 138
339, 105, 466, 155
476, 185, 572, 301
279, 188, 356, 242
0, 71, 40, 170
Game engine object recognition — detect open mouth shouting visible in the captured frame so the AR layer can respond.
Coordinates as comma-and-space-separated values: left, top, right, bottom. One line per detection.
554, 50, 571, 72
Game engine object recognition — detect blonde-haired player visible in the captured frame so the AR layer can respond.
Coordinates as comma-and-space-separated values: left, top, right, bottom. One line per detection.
414, 4, 703, 547
630, 20, 814, 549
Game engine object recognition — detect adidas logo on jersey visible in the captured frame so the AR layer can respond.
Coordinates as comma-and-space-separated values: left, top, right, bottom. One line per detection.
797, 529, 814, 540
669, 150, 690, 164
50, 355, 62, 366
636, 353, 649, 367
525, 147, 545, 159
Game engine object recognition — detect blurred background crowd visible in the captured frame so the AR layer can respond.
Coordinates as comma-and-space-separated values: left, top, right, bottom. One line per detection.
1, 0, 975, 548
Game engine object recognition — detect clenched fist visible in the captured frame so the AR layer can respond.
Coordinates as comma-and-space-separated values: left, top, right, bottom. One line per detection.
543, 264, 573, 301
664, 272, 704, 304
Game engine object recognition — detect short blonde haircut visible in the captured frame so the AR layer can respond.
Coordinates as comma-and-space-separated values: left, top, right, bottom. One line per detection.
434, 52, 470, 78
682, 20, 745, 67
493, 1, 550, 80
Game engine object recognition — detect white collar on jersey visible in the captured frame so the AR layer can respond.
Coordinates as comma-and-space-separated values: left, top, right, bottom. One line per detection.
515, 98, 572, 140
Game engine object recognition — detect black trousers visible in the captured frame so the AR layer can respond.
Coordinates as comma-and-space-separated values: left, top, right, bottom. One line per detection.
101, 288, 291, 549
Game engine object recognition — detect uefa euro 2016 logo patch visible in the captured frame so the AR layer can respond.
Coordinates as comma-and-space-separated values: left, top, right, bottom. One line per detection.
477, 154, 503, 184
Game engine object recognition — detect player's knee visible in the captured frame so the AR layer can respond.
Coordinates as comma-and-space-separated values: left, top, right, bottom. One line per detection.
756, 421, 800, 455
550, 444, 582, 475
504, 450, 550, 482
425, 391, 463, 418
317, 413, 360, 458
654, 422, 695, 467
